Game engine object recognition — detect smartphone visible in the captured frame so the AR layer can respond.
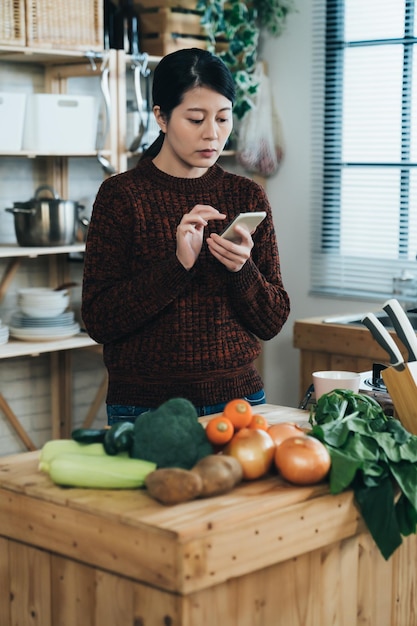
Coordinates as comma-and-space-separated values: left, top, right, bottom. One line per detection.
220, 211, 267, 242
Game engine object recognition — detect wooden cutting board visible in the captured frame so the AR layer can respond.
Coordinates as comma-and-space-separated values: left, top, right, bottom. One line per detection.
382, 363, 417, 434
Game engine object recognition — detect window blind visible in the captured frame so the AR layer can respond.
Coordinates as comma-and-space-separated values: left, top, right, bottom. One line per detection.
311, 0, 417, 302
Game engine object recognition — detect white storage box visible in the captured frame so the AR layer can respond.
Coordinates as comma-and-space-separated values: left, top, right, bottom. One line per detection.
22, 94, 98, 153
0, 93, 26, 151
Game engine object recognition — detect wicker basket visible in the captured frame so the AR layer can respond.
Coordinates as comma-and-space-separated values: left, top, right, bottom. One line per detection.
0, 0, 26, 47
26, 0, 104, 51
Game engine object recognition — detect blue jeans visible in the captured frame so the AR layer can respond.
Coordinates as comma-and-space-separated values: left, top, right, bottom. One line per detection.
107, 389, 266, 426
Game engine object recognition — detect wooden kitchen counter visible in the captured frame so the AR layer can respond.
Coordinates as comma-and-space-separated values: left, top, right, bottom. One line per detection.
0, 404, 416, 626
293, 316, 410, 401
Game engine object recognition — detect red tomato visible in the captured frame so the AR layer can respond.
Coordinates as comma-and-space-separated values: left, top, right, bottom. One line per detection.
224, 428, 275, 480
274, 435, 331, 485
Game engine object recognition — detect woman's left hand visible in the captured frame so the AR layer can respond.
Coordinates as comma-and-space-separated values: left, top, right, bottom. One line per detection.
206, 225, 254, 272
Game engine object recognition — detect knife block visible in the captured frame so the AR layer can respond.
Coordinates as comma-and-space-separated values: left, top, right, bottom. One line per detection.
382, 363, 417, 435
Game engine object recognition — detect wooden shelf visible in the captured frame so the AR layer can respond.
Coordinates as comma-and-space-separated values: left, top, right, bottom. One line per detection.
0, 45, 103, 65
0, 333, 97, 360
0, 150, 111, 158
0, 244, 85, 258
0, 243, 95, 359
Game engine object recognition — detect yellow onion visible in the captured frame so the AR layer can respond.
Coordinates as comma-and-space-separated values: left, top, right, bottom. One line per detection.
274, 435, 331, 485
224, 428, 275, 480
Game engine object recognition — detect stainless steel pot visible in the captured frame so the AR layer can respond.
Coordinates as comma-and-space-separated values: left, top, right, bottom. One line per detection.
6, 185, 85, 247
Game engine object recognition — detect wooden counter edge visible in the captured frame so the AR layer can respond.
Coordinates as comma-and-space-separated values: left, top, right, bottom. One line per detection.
0, 404, 366, 595
0, 469, 366, 595
293, 317, 409, 361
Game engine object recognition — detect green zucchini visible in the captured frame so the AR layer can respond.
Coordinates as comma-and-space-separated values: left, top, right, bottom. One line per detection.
47, 453, 156, 489
39, 439, 107, 473
39, 439, 131, 474
103, 421, 134, 455
71, 428, 107, 444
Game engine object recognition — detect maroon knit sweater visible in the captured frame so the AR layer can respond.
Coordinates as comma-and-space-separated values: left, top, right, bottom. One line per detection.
81, 159, 290, 407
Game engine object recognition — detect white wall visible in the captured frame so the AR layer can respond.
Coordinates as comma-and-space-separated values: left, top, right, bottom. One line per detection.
260, 0, 377, 407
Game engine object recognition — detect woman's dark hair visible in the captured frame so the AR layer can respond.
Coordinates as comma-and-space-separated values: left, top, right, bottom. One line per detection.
140, 48, 235, 160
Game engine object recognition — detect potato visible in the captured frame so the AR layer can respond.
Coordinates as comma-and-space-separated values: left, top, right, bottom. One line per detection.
145, 468, 203, 505
192, 454, 243, 497
218, 455, 244, 485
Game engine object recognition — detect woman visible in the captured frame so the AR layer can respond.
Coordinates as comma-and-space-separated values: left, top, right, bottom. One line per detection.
82, 48, 290, 424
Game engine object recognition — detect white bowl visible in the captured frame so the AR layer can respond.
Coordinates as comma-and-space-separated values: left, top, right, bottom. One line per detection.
20, 302, 69, 318
17, 288, 70, 317
312, 370, 361, 399
18, 287, 69, 299
19, 294, 69, 305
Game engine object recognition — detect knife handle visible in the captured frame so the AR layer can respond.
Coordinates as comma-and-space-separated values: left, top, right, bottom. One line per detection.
383, 298, 417, 362
362, 313, 404, 366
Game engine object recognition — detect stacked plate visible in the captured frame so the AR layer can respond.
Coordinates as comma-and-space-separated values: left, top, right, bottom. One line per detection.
0, 320, 9, 346
9, 288, 80, 342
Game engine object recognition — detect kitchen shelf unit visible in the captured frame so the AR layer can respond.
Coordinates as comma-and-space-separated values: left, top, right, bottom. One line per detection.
0, 46, 116, 451
0, 243, 105, 451
0, 44, 120, 180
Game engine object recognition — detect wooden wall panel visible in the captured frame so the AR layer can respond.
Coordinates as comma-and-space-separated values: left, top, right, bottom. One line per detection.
0, 536, 11, 626
9, 541, 51, 626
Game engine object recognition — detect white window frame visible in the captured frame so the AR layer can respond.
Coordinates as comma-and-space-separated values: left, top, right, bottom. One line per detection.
311, 0, 417, 305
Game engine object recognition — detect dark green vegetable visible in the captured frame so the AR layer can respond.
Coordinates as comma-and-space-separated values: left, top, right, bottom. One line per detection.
71, 428, 107, 444
130, 397, 213, 470
104, 421, 134, 455
309, 389, 417, 560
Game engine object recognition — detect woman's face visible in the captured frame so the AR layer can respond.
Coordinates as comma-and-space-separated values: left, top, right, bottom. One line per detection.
153, 85, 233, 177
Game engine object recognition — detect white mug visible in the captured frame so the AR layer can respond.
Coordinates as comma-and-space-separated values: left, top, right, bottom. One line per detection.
312, 370, 361, 399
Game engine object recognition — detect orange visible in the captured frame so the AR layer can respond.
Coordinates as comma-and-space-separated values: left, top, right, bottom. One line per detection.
223, 398, 253, 429
248, 414, 269, 431
205, 416, 235, 445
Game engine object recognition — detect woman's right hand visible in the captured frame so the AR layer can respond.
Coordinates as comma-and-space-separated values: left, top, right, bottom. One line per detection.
176, 204, 225, 270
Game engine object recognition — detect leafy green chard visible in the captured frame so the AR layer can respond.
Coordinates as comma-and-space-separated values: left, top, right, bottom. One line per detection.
309, 389, 417, 560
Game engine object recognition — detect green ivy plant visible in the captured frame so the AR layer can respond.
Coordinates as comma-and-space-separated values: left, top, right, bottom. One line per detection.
256, 0, 297, 37
197, 0, 297, 120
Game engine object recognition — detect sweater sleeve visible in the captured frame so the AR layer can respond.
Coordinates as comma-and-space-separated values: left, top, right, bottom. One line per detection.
223, 185, 290, 340
81, 176, 194, 344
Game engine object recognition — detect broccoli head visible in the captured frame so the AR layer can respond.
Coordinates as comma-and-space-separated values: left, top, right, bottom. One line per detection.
130, 397, 213, 469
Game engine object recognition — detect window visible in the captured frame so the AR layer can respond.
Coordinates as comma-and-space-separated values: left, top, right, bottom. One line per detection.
312, 0, 417, 302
